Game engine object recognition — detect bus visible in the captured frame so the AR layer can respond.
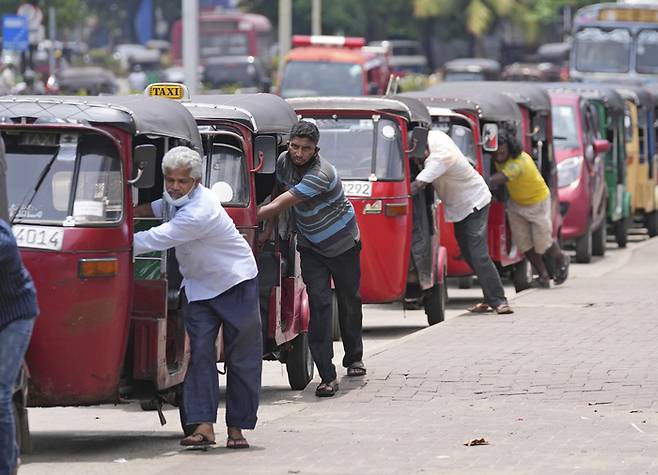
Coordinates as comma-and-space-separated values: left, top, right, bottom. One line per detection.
570, 2, 658, 82
170, 9, 273, 67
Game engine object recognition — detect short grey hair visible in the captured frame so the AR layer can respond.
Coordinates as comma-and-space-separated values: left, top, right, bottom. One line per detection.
162, 146, 203, 179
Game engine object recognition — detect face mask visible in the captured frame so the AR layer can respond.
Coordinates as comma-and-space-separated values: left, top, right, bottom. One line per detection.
163, 188, 193, 207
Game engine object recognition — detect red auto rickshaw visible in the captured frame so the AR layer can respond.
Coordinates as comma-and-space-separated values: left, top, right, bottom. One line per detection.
1, 95, 204, 448
288, 96, 448, 326
404, 89, 532, 290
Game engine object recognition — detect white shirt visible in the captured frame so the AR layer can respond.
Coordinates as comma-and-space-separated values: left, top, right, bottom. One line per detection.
416, 130, 491, 223
134, 185, 258, 302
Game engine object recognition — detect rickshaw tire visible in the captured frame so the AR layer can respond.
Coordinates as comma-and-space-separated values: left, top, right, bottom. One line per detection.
423, 283, 445, 326
646, 211, 658, 237
575, 225, 592, 263
331, 290, 341, 342
512, 258, 532, 292
615, 218, 628, 248
592, 223, 607, 257
286, 332, 314, 390
457, 276, 474, 289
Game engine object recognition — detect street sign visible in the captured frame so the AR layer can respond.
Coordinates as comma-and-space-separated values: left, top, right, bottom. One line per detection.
2, 15, 29, 52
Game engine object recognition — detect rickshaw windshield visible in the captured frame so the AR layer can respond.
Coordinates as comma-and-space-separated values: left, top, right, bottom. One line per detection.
430, 121, 476, 166
551, 105, 580, 149
314, 117, 404, 180
207, 142, 249, 206
280, 61, 363, 98
5, 131, 123, 225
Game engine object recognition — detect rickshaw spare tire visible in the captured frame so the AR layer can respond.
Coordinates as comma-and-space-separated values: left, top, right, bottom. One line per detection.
286, 332, 314, 390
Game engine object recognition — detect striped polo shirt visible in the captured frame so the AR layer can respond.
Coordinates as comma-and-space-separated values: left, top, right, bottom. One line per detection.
276, 152, 359, 257
0, 219, 39, 330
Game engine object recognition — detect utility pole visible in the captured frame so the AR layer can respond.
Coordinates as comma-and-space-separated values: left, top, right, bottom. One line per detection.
48, 6, 56, 75
311, 0, 321, 36
182, 0, 199, 94
278, 0, 292, 75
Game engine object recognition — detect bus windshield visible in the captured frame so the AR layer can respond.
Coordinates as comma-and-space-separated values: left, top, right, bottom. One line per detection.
280, 62, 363, 98
5, 132, 122, 225
637, 30, 658, 73
574, 28, 632, 73
313, 117, 404, 180
199, 31, 250, 59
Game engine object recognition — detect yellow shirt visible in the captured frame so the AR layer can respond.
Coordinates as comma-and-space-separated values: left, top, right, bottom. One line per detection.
495, 152, 549, 206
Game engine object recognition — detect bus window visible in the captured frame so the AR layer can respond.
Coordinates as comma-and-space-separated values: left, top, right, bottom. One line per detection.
574, 28, 631, 73
637, 30, 658, 74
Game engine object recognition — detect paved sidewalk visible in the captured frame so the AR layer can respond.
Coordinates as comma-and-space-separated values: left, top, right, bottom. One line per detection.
23, 237, 658, 474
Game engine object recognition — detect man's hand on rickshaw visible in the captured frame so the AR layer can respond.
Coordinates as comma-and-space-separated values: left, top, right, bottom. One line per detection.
410, 179, 428, 195
257, 220, 274, 248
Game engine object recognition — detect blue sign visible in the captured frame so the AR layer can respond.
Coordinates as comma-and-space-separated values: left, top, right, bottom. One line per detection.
2, 15, 29, 52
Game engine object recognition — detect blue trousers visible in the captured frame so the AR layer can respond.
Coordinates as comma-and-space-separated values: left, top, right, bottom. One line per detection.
0, 318, 34, 475
182, 278, 262, 429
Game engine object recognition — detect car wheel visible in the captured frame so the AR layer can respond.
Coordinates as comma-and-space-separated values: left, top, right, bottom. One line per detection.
575, 224, 592, 263
592, 222, 607, 256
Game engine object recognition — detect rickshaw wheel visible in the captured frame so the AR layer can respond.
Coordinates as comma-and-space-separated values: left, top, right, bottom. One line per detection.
423, 283, 446, 325
286, 332, 314, 390
512, 258, 533, 292
457, 276, 474, 289
331, 290, 341, 342
615, 218, 628, 248
592, 223, 607, 257
646, 211, 658, 237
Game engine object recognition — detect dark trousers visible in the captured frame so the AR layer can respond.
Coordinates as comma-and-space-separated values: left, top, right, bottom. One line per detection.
0, 318, 34, 475
182, 278, 262, 429
453, 205, 507, 308
299, 243, 364, 383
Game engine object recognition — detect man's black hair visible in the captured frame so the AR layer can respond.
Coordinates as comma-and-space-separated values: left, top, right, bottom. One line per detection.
290, 121, 320, 145
498, 123, 523, 157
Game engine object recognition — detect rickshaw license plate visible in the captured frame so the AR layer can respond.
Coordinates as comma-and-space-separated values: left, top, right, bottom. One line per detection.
12, 225, 64, 251
343, 181, 372, 197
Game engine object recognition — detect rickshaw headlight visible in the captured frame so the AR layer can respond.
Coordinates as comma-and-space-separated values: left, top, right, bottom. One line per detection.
79, 258, 119, 279
385, 202, 408, 217
557, 156, 583, 188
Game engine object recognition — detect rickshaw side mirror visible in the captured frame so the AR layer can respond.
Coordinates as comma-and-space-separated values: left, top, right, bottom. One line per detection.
129, 144, 157, 188
408, 127, 428, 159
254, 135, 277, 174
593, 138, 611, 156
0, 137, 7, 222
482, 123, 499, 152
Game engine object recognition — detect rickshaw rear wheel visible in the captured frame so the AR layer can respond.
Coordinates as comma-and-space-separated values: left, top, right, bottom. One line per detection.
423, 283, 446, 325
646, 211, 658, 237
286, 332, 314, 390
512, 258, 533, 292
615, 217, 628, 248
592, 222, 607, 257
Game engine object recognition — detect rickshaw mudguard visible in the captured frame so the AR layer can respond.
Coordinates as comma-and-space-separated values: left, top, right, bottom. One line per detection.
276, 279, 309, 345
352, 195, 413, 303
22, 228, 133, 406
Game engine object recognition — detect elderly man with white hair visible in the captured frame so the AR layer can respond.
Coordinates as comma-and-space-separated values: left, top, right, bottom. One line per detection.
133, 146, 261, 449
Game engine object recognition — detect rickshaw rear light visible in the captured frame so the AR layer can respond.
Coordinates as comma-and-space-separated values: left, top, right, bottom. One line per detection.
79, 258, 119, 278
385, 202, 408, 217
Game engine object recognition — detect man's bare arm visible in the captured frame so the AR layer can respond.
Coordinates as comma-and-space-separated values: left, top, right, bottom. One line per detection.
257, 190, 303, 222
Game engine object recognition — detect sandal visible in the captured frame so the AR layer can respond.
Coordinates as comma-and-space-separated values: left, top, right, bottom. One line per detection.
226, 437, 250, 449
347, 362, 367, 377
181, 432, 216, 447
315, 379, 339, 397
493, 304, 514, 315
467, 303, 493, 313
553, 255, 570, 285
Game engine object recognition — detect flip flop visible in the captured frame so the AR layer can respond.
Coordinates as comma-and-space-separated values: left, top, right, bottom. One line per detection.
226, 437, 250, 449
467, 303, 493, 313
181, 432, 216, 447
315, 379, 339, 397
347, 362, 367, 377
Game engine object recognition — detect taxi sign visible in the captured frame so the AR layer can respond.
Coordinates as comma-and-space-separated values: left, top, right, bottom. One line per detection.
145, 82, 189, 100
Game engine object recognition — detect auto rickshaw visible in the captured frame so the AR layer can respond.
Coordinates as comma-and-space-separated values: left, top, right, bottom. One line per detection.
403, 88, 532, 290
611, 84, 658, 237
545, 83, 630, 251
2, 95, 203, 446
287, 96, 447, 326
179, 91, 313, 390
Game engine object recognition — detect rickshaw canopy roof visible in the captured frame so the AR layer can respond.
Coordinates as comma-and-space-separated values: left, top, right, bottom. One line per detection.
0, 95, 203, 151
405, 88, 522, 124
187, 93, 298, 134
600, 83, 655, 108
542, 83, 626, 114
287, 96, 432, 127
426, 81, 551, 113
